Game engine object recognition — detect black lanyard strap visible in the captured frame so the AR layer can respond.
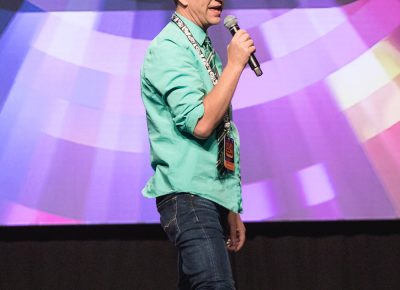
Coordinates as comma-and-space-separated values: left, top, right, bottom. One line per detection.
171, 14, 218, 86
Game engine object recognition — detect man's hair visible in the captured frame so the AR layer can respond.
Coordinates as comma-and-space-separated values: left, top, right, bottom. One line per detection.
173, 0, 178, 6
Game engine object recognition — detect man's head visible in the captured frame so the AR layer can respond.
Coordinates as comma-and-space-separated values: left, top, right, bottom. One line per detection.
175, 0, 224, 31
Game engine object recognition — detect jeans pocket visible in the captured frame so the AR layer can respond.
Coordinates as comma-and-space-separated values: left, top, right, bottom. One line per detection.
158, 196, 180, 243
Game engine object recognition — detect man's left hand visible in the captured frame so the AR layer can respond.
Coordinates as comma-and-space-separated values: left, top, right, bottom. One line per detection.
226, 211, 246, 252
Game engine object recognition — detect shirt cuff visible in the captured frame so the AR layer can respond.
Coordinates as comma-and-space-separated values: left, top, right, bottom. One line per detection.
185, 104, 205, 135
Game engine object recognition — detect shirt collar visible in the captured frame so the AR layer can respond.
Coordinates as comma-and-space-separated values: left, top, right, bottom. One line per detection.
175, 12, 207, 46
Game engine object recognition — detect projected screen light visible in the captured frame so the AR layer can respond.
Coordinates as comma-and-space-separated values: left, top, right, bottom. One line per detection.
0, 0, 399, 226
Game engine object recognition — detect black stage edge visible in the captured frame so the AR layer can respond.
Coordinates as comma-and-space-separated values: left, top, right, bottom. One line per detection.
1, 220, 400, 240
1, 220, 400, 290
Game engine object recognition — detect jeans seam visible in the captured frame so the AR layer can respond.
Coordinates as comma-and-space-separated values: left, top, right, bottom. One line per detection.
175, 196, 181, 238
162, 197, 180, 241
157, 194, 176, 211
190, 195, 218, 284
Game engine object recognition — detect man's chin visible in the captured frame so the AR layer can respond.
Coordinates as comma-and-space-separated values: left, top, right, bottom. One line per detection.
209, 16, 221, 25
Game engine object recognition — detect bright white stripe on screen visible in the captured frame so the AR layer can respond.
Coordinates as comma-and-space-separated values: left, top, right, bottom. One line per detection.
32, 12, 148, 75
326, 46, 398, 110
260, 8, 346, 59
327, 39, 400, 142
344, 78, 400, 142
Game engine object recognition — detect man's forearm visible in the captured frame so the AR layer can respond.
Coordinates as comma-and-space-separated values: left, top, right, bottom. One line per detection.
193, 62, 243, 139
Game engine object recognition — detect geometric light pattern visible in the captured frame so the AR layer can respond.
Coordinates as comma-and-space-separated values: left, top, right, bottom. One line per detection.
0, 0, 399, 225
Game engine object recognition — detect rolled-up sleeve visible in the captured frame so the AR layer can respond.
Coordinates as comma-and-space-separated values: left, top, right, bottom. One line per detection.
143, 39, 206, 135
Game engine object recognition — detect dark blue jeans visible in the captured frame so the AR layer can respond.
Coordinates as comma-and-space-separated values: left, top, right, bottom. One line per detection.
156, 193, 236, 290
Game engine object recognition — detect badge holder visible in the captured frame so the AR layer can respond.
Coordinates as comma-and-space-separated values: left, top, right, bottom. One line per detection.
217, 120, 235, 175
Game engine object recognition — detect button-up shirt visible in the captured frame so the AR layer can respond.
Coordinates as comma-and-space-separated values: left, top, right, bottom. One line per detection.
140, 13, 242, 213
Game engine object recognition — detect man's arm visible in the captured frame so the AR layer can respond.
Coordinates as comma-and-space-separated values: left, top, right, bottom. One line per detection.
193, 29, 256, 139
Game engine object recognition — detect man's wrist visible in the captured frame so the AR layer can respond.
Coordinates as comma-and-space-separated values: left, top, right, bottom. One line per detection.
225, 62, 244, 75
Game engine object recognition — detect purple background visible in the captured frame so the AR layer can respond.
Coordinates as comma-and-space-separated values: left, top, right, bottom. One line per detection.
0, 0, 400, 225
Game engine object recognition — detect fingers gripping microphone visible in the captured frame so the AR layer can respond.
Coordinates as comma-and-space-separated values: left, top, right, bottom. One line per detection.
224, 15, 263, 77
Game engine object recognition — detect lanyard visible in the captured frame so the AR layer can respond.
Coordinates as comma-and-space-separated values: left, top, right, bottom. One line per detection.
171, 14, 218, 85
171, 13, 230, 123
171, 13, 233, 174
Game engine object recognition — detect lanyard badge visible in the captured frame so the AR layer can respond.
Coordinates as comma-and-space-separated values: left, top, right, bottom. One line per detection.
216, 113, 234, 175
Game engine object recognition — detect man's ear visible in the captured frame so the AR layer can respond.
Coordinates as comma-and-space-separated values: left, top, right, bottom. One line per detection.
176, 0, 189, 7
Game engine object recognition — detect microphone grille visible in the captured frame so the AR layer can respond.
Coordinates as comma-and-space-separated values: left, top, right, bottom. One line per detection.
224, 15, 237, 29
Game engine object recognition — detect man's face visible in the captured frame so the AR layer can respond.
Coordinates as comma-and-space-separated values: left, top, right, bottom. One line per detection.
183, 0, 224, 30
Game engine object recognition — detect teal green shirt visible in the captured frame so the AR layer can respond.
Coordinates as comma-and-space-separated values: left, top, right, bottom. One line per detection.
141, 13, 242, 213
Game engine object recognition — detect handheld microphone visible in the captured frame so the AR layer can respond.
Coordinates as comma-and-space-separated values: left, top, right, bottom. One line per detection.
224, 15, 263, 77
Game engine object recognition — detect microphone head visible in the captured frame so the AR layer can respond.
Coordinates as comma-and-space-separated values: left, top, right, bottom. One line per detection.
224, 15, 237, 29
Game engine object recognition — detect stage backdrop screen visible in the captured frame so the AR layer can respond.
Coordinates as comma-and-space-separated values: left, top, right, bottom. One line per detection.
1, 0, 400, 226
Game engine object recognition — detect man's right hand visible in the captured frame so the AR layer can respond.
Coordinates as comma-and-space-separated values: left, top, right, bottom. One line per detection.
227, 29, 256, 72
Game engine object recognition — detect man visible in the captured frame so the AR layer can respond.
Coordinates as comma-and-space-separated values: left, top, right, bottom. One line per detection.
141, 0, 255, 288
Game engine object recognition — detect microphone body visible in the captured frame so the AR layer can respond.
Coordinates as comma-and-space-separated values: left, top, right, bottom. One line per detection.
224, 16, 263, 77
